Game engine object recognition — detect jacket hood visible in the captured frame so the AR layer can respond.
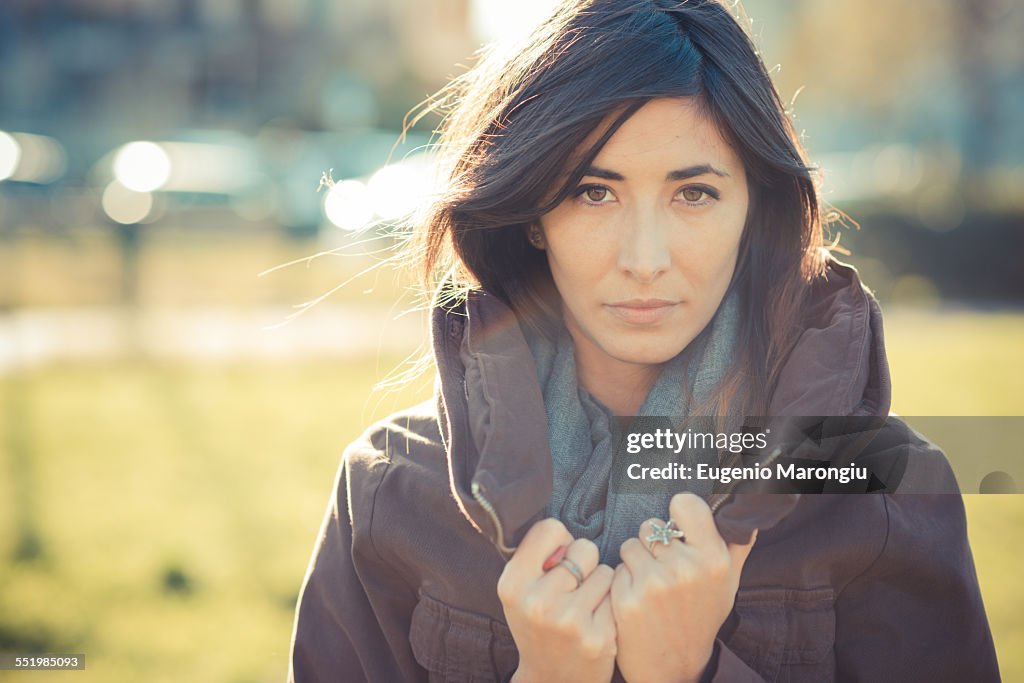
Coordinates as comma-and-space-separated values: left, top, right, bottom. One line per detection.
431, 258, 892, 557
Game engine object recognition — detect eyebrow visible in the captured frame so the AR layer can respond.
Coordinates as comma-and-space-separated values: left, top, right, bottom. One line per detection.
583, 163, 730, 181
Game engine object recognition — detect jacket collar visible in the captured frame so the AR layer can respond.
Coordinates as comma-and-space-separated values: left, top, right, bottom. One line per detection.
769, 259, 892, 417
431, 289, 553, 557
431, 258, 892, 556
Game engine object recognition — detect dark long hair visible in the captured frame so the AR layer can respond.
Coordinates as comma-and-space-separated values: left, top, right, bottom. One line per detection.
408, 0, 829, 416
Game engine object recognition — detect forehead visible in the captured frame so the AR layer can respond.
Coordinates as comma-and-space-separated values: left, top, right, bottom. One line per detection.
584, 97, 740, 173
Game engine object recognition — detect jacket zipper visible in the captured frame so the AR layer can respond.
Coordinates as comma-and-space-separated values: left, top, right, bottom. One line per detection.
470, 480, 517, 558
709, 445, 784, 515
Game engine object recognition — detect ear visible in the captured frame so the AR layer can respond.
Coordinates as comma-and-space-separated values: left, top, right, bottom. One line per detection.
527, 224, 547, 250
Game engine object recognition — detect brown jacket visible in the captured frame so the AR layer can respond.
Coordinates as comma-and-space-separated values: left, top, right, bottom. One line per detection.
289, 260, 1000, 682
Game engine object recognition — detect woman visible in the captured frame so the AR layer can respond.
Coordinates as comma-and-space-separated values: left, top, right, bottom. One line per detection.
289, 1, 999, 681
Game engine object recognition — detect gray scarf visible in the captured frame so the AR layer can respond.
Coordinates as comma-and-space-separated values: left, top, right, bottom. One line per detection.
524, 288, 740, 565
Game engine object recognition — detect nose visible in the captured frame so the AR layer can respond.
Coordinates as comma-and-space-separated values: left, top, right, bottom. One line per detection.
616, 209, 671, 283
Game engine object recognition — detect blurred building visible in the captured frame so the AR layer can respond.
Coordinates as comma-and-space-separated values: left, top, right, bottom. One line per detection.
0, 0, 1022, 299
0, 0, 476, 172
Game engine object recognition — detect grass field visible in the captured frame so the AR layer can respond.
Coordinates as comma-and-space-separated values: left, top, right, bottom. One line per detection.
0, 355, 433, 682
0, 284, 1021, 680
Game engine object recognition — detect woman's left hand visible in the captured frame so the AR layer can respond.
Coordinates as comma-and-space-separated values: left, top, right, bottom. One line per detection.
611, 493, 758, 683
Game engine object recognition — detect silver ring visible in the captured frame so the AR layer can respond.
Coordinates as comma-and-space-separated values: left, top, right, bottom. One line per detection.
646, 519, 686, 552
555, 557, 584, 589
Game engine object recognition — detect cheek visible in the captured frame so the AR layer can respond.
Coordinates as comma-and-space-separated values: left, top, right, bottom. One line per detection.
709, 198, 747, 263
679, 221, 744, 287
546, 252, 601, 307
543, 225, 612, 287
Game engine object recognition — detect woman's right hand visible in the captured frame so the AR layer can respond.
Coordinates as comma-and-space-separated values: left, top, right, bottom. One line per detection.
496, 518, 617, 683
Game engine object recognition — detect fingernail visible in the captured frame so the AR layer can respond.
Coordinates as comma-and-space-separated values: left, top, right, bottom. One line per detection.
542, 544, 568, 572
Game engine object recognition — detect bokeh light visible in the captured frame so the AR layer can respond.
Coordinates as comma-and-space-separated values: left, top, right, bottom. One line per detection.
470, 0, 556, 43
367, 162, 429, 220
8, 132, 67, 184
113, 141, 171, 192
324, 180, 374, 231
102, 180, 153, 224
0, 131, 22, 181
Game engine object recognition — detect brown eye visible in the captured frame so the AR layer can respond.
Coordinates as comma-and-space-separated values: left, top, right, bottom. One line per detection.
585, 187, 608, 202
681, 187, 705, 202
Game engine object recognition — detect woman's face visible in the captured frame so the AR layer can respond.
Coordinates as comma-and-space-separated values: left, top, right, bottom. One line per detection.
538, 97, 749, 373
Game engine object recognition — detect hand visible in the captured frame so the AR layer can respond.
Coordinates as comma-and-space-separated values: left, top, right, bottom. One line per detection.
610, 493, 757, 683
497, 518, 617, 683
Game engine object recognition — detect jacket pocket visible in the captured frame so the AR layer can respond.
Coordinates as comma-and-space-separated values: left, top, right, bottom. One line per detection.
724, 587, 836, 683
409, 591, 518, 683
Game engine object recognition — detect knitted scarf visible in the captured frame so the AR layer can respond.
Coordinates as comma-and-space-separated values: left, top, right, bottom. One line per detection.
524, 288, 740, 565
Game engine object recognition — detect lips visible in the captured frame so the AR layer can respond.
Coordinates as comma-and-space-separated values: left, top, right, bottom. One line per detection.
604, 299, 681, 325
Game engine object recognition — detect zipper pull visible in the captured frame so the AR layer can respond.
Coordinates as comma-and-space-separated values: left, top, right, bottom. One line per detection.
470, 480, 517, 559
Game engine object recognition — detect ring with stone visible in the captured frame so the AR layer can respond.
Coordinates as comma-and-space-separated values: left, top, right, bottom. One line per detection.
646, 519, 686, 552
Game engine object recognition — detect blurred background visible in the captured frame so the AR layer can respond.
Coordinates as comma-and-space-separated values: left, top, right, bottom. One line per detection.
1, 0, 1022, 680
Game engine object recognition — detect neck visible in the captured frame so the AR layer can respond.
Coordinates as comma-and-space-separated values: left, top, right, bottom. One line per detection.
573, 344, 662, 416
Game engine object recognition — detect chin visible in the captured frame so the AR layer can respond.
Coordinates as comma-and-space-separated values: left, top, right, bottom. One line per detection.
604, 336, 691, 366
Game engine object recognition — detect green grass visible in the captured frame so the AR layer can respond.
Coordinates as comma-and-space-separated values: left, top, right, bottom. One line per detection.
885, 307, 1024, 416
884, 307, 1024, 681
0, 307, 1021, 681
0, 356, 432, 682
